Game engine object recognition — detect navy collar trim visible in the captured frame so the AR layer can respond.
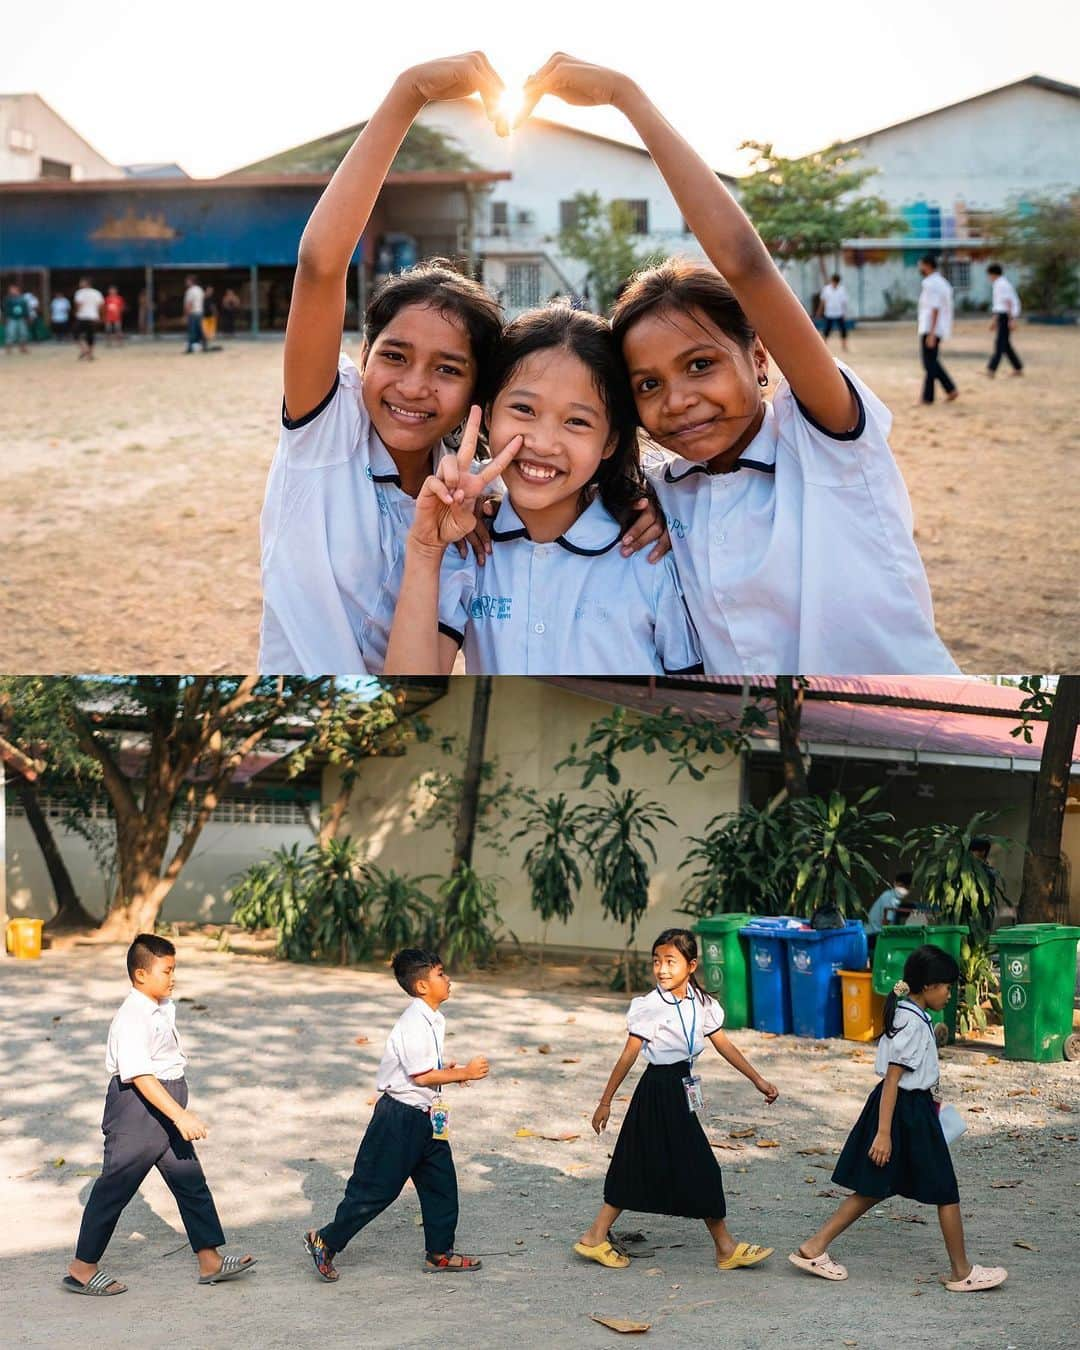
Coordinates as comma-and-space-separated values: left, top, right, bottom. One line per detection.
489, 519, 622, 557
663, 455, 776, 483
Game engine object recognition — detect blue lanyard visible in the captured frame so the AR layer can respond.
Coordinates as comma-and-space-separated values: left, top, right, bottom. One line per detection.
656, 987, 697, 1064
899, 999, 933, 1029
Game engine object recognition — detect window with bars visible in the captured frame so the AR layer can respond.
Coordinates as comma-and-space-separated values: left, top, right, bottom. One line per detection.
490, 201, 509, 236
943, 260, 971, 291
506, 263, 542, 309
40, 156, 72, 180
5, 794, 314, 827
614, 199, 649, 235
559, 199, 582, 233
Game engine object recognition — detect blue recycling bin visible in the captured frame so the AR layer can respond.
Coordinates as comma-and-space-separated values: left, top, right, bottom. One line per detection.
740, 919, 801, 1034
787, 921, 870, 1039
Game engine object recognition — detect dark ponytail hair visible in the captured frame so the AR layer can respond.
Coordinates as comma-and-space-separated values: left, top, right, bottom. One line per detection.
883, 943, 960, 1037
651, 927, 713, 1006
485, 303, 645, 529
610, 257, 757, 364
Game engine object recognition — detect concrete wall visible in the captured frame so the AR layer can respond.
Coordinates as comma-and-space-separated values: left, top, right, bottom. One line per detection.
1062, 798, 1080, 925
332, 678, 742, 954
0, 95, 123, 183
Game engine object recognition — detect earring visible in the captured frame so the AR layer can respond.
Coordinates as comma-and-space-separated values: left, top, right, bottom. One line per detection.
758, 373, 769, 387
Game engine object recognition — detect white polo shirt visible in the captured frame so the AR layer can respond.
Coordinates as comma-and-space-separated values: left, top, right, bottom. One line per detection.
991, 275, 1021, 317
73, 287, 104, 322
626, 987, 724, 1065
875, 1000, 939, 1091
376, 997, 446, 1110
105, 989, 186, 1083
644, 366, 958, 675
183, 284, 205, 316
447, 494, 702, 675
917, 272, 953, 340
259, 352, 471, 674
820, 283, 848, 318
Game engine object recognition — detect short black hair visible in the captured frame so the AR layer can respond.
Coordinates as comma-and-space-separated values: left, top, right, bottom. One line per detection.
987, 263, 1003, 276
392, 948, 442, 996
830, 273, 841, 284
895, 870, 914, 887
127, 933, 176, 981
920, 253, 938, 268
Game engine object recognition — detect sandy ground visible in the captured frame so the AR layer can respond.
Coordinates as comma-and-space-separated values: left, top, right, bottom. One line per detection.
1, 320, 1077, 675
2, 938, 1077, 1350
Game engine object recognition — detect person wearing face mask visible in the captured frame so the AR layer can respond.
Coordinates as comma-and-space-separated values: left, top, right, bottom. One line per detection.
865, 871, 914, 945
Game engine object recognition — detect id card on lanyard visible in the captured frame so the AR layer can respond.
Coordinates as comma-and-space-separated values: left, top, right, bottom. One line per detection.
658, 987, 703, 1114
429, 1024, 449, 1140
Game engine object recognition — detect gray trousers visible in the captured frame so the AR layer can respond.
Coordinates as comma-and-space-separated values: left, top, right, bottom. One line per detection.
75, 1076, 226, 1263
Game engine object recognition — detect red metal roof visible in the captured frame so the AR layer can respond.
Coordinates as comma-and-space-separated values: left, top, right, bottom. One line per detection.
542, 677, 1080, 767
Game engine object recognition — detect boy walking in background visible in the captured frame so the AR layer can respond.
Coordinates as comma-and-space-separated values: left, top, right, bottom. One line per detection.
304, 948, 488, 1279
985, 263, 1023, 376
64, 934, 256, 1295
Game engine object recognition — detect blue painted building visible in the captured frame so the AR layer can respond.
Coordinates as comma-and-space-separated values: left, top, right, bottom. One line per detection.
0, 169, 507, 334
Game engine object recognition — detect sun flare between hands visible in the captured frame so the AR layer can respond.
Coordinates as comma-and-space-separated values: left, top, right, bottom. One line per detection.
495, 85, 529, 132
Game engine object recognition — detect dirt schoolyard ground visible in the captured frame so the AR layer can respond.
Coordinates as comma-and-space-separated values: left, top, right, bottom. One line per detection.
1, 320, 1077, 673
1, 940, 1077, 1349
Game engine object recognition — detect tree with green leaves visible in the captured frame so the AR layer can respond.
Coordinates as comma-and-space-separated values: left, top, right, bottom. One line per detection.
557, 192, 665, 312
679, 803, 799, 918
988, 192, 1080, 317
899, 812, 1014, 945
788, 789, 898, 918
513, 791, 588, 980
737, 141, 902, 283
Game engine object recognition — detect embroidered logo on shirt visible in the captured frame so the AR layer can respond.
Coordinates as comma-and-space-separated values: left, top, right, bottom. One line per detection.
469, 595, 512, 621
573, 599, 611, 623
668, 517, 689, 539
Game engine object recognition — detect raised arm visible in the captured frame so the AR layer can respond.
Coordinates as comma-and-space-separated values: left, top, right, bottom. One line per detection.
284, 54, 504, 421
519, 56, 857, 434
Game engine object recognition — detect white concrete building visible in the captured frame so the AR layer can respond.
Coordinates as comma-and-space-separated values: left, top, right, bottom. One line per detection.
0, 94, 122, 183
417, 99, 722, 312
800, 76, 1080, 318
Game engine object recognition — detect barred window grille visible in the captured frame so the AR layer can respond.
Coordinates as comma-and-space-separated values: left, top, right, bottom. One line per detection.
6, 793, 313, 827
614, 199, 649, 235
506, 263, 542, 309
943, 260, 971, 291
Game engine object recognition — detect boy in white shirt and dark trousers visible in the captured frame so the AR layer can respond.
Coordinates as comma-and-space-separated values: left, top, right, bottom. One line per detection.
304, 949, 488, 1280
917, 254, 958, 405
64, 934, 256, 1296
985, 263, 1023, 376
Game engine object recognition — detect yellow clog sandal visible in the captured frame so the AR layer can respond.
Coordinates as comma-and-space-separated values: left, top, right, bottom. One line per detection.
717, 1241, 774, 1269
573, 1240, 631, 1269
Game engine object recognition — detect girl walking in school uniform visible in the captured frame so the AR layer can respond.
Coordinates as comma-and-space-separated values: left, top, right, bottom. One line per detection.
789, 944, 1007, 1291
384, 307, 701, 675
514, 55, 958, 676
573, 929, 777, 1271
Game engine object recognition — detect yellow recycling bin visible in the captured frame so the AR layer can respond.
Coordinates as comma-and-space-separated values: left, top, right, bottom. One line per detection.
840, 969, 885, 1042
5, 918, 45, 959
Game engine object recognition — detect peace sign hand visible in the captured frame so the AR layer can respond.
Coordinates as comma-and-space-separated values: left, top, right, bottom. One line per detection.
516, 54, 631, 128
409, 406, 521, 554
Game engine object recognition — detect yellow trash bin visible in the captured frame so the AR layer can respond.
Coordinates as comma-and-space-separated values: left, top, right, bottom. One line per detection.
840, 969, 884, 1042
5, 918, 45, 960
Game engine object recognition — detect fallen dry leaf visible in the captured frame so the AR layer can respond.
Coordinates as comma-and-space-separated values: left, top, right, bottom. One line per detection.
590, 1315, 650, 1334
1053, 1102, 1074, 1113
891, 1214, 927, 1224
1007, 1089, 1028, 1097
729, 1128, 756, 1138
1013, 1239, 1039, 1251
984, 1056, 1000, 1064
967, 1106, 987, 1113
756, 1139, 780, 1148
797, 1147, 831, 1155
990, 1179, 1022, 1188
566, 1016, 576, 1023
542, 1132, 580, 1142
709, 1141, 743, 1151
354, 1036, 370, 1046
51, 1157, 65, 1168
562, 1057, 581, 1064
514, 1128, 538, 1138
538, 1044, 552, 1055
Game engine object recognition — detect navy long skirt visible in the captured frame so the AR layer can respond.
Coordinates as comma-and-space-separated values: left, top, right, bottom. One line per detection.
603, 1061, 726, 1219
832, 1083, 959, 1206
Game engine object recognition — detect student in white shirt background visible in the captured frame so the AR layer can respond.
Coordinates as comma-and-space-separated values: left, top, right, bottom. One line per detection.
985, 263, 1024, 376
790, 943, 1007, 1292
573, 928, 778, 1272
508, 55, 958, 675
917, 254, 958, 405
816, 272, 850, 351
73, 276, 104, 362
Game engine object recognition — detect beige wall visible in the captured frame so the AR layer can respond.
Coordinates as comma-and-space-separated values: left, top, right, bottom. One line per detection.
1063, 795, 1080, 925
332, 679, 743, 955
0, 95, 123, 183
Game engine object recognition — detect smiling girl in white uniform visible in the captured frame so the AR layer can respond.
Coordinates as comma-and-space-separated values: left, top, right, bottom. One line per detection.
573, 928, 778, 1272
384, 306, 702, 676
790, 944, 1008, 1292
514, 55, 959, 677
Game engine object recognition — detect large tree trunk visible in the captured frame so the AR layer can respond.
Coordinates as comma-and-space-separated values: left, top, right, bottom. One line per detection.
1018, 675, 1080, 924
775, 677, 809, 798
14, 777, 97, 930
96, 802, 175, 940
451, 677, 493, 872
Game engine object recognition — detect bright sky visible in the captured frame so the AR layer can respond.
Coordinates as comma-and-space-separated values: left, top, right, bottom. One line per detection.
3, 0, 1078, 178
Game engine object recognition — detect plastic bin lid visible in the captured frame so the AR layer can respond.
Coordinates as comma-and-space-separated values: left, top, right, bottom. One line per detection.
925, 923, 969, 935
784, 919, 865, 942
991, 923, 1080, 947
693, 912, 757, 931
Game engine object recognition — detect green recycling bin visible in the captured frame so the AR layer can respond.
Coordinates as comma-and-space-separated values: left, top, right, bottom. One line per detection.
990, 924, 1080, 1063
871, 924, 968, 1045
693, 913, 755, 1029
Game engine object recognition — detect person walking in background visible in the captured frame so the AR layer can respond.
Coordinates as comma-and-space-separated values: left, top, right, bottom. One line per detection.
183, 274, 208, 353
916, 255, 957, 405
103, 286, 126, 346
50, 290, 71, 340
73, 276, 105, 361
985, 264, 1023, 377
865, 871, 914, 943
220, 287, 240, 337
202, 284, 219, 342
3, 283, 31, 354
816, 273, 849, 351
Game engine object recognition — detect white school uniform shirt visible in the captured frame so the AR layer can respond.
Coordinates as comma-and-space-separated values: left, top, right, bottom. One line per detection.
917, 272, 953, 340
820, 283, 848, 318
50, 295, 71, 323
449, 494, 702, 675
105, 988, 187, 1083
874, 1000, 939, 1091
73, 287, 104, 322
183, 284, 205, 316
991, 275, 1021, 317
644, 366, 958, 675
626, 988, 724, 1065
376, 997, 446, 1110
259, 352, 471, 674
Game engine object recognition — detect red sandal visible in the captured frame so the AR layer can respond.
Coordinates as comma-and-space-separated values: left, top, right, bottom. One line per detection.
424, 1250, 482, 1273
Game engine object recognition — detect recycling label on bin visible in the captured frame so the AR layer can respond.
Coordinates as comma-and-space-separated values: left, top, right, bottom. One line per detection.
1007, 984, 1028, 1010
754, 947, 775, 972
1006, 953, 1030, 983
791, 948, 812, 973
706, 941, 723, 963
